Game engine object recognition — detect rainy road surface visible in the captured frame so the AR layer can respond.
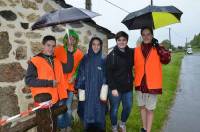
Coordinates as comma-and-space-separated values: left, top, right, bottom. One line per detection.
164, 54, 200, 132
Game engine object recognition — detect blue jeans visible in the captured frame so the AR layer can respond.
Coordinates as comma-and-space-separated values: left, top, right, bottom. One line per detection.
109, 90, 133, 126
57, 91, 74, 128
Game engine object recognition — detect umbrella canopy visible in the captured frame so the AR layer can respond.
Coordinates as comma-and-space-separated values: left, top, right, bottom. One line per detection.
122, 5, 183, 30
32, 7, 100, 30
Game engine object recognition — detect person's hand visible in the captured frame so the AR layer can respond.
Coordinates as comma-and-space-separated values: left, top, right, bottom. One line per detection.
68, 45, 74, 52
53, 80, 59, 87
100, 100, 107, 104
73, 89, 78, 97
152, 38, 159, 47
68, 76, 75, 84
112, 90, 119, 97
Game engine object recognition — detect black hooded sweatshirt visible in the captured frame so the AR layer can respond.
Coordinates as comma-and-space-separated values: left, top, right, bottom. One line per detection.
106, 46, 134, 93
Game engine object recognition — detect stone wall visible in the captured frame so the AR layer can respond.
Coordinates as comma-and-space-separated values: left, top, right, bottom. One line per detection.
0, 0, 108, 130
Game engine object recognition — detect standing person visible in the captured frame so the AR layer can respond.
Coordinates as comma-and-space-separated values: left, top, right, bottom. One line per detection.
75, 37, 107, 132
54, 29, 84, 131
25, 35, 67, 132
134, 27, 171, 132
106, 31, 134, 132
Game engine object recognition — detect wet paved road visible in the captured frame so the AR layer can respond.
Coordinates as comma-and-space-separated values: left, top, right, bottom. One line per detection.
164, 54, 200, 132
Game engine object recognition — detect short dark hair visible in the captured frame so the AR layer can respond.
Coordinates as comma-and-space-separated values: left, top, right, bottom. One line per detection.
42, 35, 56, 45
115, 31, 129, 41
141, 27, 154, 35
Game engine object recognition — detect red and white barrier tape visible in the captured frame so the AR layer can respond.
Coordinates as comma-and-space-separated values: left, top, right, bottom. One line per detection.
0, 101, 52, 126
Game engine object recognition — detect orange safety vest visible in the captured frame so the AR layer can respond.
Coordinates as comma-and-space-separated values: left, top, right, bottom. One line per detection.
30, 56, 67, 104
134, 46, 162, 91
54, 45, 84, 91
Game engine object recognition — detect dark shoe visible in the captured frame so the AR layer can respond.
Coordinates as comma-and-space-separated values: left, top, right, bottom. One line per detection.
141, 128, 146, 132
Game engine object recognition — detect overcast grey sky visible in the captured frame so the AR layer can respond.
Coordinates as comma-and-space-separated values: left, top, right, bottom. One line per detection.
65, 0, 200, 48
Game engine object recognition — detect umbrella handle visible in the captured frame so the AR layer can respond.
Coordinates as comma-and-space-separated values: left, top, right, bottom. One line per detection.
66, 29, 71, 45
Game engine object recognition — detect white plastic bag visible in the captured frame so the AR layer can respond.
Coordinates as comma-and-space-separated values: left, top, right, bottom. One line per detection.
100, 84, 108, 101
78, 89, 85, 101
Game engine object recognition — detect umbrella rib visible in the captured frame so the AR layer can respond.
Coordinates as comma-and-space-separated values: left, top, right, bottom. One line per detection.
31, 7, 100, 30
121, 5, 182, 30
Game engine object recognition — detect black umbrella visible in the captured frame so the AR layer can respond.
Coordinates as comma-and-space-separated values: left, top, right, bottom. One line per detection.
122, 5, 183, 30
32, 7, 100, 30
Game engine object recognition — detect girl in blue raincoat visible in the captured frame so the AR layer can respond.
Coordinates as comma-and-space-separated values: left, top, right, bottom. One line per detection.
75, 37, 107, 132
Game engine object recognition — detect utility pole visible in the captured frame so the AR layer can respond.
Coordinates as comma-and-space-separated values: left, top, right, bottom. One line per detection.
185, 37, 188, 54
185, 37, 188, 48
86, 0, 92, 10
169, 28, 172, 50
186, 37, 188, 45
151, 0, 153, 6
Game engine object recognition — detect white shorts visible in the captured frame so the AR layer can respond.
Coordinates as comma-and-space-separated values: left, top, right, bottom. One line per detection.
136, 91, 158, 110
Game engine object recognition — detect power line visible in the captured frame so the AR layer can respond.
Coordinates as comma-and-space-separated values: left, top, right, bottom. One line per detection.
103, 0, 130, 13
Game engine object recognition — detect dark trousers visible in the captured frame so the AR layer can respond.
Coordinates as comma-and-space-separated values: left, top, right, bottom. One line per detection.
36, 108, 57, 132
84, 123, 106, 132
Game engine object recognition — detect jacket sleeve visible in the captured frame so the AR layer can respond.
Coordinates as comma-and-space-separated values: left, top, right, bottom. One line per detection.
25, 61, 53, 87
102, 57, 107, 84
156, 45, 171, 64
130, 48, 135, 66
73, 52, 84, 79
62, 51, 74, 73
75, 56, 85, 90
73, 62, 80, 79
57, 62, 68, 100
106, 53, 117, 90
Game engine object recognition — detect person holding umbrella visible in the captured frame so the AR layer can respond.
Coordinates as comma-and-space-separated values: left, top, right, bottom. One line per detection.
121, 5, 182, 132
54, 29, 84, 131
134, 27, 171, 132
106, 31, 134, 132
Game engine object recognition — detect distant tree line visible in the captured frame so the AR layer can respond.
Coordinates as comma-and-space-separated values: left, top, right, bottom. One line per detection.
189, 33, 200, 48
161, 39, 184, 52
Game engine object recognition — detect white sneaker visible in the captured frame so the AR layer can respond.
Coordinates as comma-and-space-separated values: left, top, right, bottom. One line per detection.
112, 125, 118, 132
59, 128, 67, 132
66, 127, 72, 132
59, 127, 71, 132
119, 122, 126, 132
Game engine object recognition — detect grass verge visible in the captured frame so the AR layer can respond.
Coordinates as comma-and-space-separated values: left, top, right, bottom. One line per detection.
72, 52, 184, 132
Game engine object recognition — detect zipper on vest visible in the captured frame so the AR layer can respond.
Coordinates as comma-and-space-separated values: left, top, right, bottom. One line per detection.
48, 57, 60, 100
142, 47, 153, 89
48, 57, 57, 80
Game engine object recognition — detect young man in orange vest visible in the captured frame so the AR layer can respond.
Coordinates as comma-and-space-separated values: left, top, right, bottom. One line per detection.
25, 35, 67, 132
54, 29, 84, 131
134, 27, 171, 132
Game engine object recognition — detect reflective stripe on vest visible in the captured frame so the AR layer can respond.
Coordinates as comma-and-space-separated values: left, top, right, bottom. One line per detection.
31, 56, 67, 104
134, 46, 162, 90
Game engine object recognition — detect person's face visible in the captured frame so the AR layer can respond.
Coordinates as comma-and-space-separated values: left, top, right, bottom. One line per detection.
43, 40, 56, 55
116, 37, 128, 49
92, 40, 101, 54
141, 29, 153, 44
68, 36, 76, 45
